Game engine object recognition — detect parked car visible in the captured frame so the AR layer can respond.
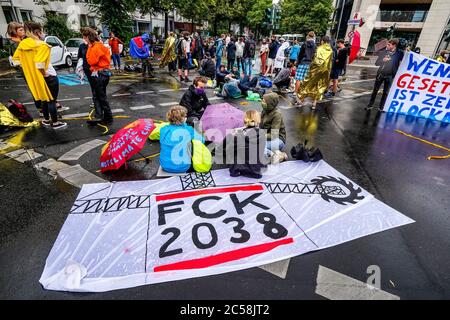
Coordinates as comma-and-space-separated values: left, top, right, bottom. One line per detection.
44, 36, 73, 67
65, 38, 84, 62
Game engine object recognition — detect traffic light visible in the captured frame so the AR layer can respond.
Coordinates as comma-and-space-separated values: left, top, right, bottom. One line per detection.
262, 7, 272, 29
273, 7, 281, 30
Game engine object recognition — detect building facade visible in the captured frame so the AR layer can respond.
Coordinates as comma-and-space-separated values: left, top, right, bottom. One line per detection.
332, 0, 450, 57
1, 0, 175, 39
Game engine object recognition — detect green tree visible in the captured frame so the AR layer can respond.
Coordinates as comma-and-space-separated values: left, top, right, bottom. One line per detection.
42, 12, 78, 42
247, 0, 272, 36
280, 0, 333, 35
88, 0, 137, 41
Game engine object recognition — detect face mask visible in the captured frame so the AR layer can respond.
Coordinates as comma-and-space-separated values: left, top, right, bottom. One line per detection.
195, 88, 205, 95
39, 33, 46, 41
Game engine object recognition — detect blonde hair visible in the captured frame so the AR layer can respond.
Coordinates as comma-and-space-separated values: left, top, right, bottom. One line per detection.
307, 31, 315, 40
167, 105, 187, 125
244, 109, 261, 127
6, 22, 23, 38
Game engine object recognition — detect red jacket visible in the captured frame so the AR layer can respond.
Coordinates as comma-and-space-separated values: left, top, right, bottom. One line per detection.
87, 41, 111, 72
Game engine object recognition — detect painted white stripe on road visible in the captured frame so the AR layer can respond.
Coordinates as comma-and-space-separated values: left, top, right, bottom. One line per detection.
35, 158, 71, 176
208, 96, 224, 101
158, 89, 176, 92
58, 97, 81, 102
136, 91, 155, 95
315, 265, 400, 300
159, 102, 179, 106
341, 79, 375, 85
130, 104, 155, 111
58, 139, 106, 161
258, 259, 291, 279
57, 164, 106, 188
5, 148, 42, 163
112, 93, 131, 97
64, 108, 124, 119
348, 64, 379, 69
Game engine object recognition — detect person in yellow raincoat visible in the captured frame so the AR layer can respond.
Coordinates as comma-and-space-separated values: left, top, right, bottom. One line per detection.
12, 21, 66, 128
159, 32, 177, 73
297, 36, 333, 110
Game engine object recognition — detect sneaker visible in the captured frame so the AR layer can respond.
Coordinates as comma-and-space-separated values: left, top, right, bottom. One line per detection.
323, 91, 335, 98
56, 106, 70, 112
51, 121, 67, 129
179, 76, 185, 82
271, 150, 287, 164
229, 169, 241, 177
41, 119, 51, 127
365, 105, 374, 110
184, 77, 191, 83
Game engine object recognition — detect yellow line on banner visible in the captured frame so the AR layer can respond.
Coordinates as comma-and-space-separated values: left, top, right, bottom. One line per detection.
395, 129, 450, 160
133, 152, 160, 162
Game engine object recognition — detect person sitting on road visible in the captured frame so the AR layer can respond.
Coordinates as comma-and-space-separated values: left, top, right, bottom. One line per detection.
198, 52, 216, 79
273, 62, 293, 93
228, 109, 268, 179
160, 105, 204, 173
179, 76, 210, 126
215, 64, 230, 90
260, 92, 288, 163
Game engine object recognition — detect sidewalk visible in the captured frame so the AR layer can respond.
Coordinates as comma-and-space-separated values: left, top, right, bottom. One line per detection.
0, 58, 16, 77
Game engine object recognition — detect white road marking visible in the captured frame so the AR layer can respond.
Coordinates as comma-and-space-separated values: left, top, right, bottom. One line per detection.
315, 265, 400, 300
57, 164, 106, 188
112, 93, 131, 97
58, 139, 106, 161
58, 97, 81, 102
136, 91, 155, 95
158, 89, 176, 92
347, 64, 379, 69
35, 158, 71, 176
208, 96, 224, 101
130, 104, 155, 110
341, 79, 375, 85
64, 108, 124, 118
258, 259, 291, 279
159, 101, 179, 106
5, 148, 42, 163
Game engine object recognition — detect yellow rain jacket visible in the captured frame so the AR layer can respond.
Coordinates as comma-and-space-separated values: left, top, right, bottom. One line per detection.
12, 37, 53, 102
299, 43, 333, 101
159, 36, 176, 68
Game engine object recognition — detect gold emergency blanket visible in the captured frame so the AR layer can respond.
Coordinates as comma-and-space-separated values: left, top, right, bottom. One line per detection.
299, 43, 333, 101
159, 36, 177, 68
0, 104, 39, 127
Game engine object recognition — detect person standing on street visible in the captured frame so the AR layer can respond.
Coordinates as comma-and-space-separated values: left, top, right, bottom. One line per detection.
243, 33, 256, 76
265, 35, 279, 77
235, 37, 245, 73
289, 39, 300, 65
259, 38, 269, 75
273, 38, 289, 75
215, 34, 225, 71
297, 36, 333, 110
12, 22, 67, 129
226, 36, 237, 71
366, 38, 402, 111
176, 31, 191, 82
108, 31, 123, 71
83, 27, 113, 125
324, 39, 348, 98
129, 33, 154, 78
159, 31, 177, 73
77, 34, 100, 118
295, 31, 316, 97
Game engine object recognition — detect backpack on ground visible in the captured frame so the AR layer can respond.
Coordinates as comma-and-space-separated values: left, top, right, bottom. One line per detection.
259, 77, 272, 88
290, 140, 323, 162
6, 99, 33, 122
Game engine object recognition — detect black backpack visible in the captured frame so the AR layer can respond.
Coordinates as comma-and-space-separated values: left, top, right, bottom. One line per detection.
290, 140, 323, 162
6, 99, 33, 122
175, 38, 184, 56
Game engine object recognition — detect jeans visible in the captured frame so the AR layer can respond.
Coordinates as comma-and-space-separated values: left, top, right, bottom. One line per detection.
236, 57, 244, 72
112, 53, 121, 69
141, 58, 154, 77
39, 75, 59, 122
85, 70, 100, 118
227, 57, 235, 71
243, 57, 252, 76
369, 74, 393, 109
216, 56, 222, 71
91, 72, 112, 121
265, 138, 285, 157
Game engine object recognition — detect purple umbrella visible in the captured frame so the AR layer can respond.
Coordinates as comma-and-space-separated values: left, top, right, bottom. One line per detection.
200, 103, 245, 142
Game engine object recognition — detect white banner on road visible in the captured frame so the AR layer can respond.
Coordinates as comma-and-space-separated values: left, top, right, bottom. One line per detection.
40, 161, 414, 292
385, 51, 450, 123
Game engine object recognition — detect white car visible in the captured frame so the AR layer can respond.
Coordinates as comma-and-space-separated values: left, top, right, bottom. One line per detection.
44, 35, 73, 67
64, 38, 84, 62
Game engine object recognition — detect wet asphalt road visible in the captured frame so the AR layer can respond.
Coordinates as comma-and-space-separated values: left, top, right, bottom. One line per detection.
0, 63, 449, 299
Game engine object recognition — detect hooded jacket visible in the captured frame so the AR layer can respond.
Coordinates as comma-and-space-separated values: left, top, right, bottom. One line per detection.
159, 123, 204, 173
260, 93, 286, 143
180, 85, 211, 119
297, 39, 316, 65
12, 37, 53, 102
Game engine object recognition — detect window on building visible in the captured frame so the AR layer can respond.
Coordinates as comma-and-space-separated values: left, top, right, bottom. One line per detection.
20, 10, 33, 22
88, 16, 96, 27
80, 14, 88, 27
2, 7, 15, 23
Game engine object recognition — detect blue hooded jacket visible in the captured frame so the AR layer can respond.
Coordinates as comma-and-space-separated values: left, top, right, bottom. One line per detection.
159, 123, 204, 173
129, 33, 150, 59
